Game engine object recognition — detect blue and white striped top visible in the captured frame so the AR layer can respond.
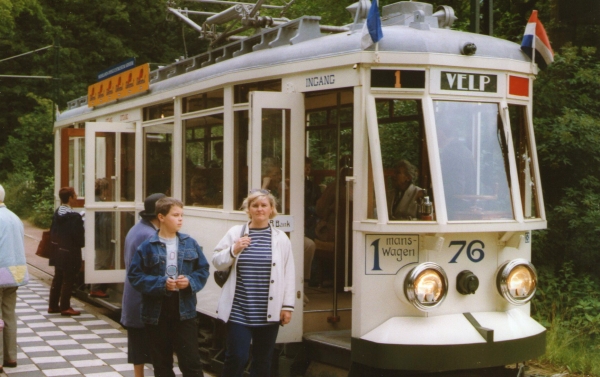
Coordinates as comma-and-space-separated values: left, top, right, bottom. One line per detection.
229, 226, 273, 326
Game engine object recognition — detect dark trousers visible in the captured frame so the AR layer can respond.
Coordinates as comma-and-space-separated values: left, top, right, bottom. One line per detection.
145, 294, 202, 377
49, 265, 78, 311
222, 322, 280, 377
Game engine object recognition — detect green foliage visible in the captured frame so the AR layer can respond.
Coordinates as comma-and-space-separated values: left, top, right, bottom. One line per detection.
533, 262, 600, 374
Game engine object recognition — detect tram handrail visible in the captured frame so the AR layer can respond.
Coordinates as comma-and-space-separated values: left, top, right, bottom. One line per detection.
345, 176, 355, 292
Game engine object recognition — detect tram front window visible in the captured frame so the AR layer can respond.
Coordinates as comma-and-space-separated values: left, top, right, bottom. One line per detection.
433, 101, 513, 221
372, 99, 431, 221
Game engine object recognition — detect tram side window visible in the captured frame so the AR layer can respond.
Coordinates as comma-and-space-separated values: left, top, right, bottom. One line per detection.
433, 101, 513, 221
234, 79, 281, 104
369, 99, 431, 221
183, 88, 224, 113
144, 126, 173, 197
183, 115, 224, 208
234, 111, 249, 210
143, 102, 174, 121
509, 104, 539, 218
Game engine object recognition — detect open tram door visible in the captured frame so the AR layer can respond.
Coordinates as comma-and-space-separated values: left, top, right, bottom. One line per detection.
250, 91, 305, 342
83, 122, 137, 296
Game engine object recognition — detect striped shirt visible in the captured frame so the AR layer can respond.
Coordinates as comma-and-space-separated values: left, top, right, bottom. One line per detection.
229, 226, 272, 326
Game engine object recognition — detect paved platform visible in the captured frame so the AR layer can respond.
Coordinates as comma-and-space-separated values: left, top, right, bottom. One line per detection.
11, 220, 214, 377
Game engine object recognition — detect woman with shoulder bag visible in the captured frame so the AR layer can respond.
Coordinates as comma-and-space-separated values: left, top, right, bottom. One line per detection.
212, 189, 295, 377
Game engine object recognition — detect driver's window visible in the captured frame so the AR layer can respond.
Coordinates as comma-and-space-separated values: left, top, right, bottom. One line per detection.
369, 99, 432, 221
433, 101, 513, 221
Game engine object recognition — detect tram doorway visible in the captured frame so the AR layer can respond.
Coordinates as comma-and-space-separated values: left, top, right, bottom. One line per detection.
84, 122, 136, 285
303, 88, 353, 331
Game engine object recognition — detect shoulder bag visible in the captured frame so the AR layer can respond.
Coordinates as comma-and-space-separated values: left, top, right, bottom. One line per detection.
214, 224, 246, 287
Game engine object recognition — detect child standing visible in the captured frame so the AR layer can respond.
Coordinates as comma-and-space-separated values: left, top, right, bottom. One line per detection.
128, 197, 209, 377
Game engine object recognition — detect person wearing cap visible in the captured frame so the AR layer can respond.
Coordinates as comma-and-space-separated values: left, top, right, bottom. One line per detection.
0, 184, 29, 372
121, 193, 165, 377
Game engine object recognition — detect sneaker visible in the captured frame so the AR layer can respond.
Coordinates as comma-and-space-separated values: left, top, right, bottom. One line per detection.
61, 308, 81, 316
89, 290, 109, 298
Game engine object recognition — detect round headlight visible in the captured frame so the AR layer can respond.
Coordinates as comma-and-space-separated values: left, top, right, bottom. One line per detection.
496, 259, 537, 305
404, 262, 448, 310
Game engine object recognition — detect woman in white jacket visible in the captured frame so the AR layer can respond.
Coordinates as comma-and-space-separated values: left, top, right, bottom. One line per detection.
213, 189, 295, 377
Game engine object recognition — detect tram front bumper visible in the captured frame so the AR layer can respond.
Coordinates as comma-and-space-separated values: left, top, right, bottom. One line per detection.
351, 309, 546, 372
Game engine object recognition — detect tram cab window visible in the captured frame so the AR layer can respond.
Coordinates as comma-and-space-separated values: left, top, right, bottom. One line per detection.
433, 101, 513, 221
509, 104, 539, 218
234, 79, 281, 104
183, 115, 224, 208
369, 99, 431, 221
143, 102, 174, 121
183, 88, 224, 113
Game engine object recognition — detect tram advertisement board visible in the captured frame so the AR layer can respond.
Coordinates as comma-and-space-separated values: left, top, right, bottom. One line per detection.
365, 234, 419, 275
88, 63, 149, 107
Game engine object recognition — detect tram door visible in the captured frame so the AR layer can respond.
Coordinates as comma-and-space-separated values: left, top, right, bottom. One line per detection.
304, 88, 354, 330
84, 122, 136, 285
250, 91, 304, 342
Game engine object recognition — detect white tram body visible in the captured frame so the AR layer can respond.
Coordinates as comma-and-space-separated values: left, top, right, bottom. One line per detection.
54, 1, 546, 374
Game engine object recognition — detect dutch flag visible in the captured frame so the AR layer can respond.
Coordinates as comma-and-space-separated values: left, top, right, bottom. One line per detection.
520, 10, 554, 69
361, 0, 384, 50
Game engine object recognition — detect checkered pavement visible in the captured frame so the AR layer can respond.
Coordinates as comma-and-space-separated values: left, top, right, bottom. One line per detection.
8, 277, 177, 377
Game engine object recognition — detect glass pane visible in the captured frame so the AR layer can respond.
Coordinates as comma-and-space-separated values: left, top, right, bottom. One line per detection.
95, 133, 116, 202
234, 111, 249, 210
234, 79, 282, 104
68, 136, 85, 198
434, 101, 513, 221
144, 126, 172, 197
373, 99, 432, 221
94, 210, 135, 272
509, 104, 539, 218
184, 115, 224, 208
183, 88, 224, 113
143, 102, 174, 121
261, 109, 290, 214
121, 133, 135, 201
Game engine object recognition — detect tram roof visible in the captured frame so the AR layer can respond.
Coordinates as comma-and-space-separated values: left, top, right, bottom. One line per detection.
57, 6, 529, 123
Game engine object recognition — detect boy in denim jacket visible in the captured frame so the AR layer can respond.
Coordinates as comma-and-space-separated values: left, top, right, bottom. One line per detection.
128, 197, 209, 377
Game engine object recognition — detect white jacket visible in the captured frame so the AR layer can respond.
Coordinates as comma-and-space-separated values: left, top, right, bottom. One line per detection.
212, 223, 295, 323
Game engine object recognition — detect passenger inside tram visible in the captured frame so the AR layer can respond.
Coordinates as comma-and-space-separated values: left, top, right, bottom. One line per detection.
315, 155, 353, 291
387, 160, 425, 221
304, 157, 321, 288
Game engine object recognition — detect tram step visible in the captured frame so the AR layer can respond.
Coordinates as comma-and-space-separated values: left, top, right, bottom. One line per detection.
303, 330, 351, 370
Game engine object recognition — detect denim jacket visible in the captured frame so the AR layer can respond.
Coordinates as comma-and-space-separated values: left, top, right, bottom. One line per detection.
128, 231, 209, 325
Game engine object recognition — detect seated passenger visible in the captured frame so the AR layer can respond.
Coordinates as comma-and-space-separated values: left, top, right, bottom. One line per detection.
387, 160, 424, 220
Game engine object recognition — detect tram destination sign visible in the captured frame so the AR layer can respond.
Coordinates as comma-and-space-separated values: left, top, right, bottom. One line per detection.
365, 234, 419, 275
88, 63, 149, 107
371, 69, 425, 89
440, 71, 497, 93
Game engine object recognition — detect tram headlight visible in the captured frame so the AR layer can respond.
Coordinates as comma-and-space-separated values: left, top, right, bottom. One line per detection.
404, 262, 448, 311
496, 259, 537, 305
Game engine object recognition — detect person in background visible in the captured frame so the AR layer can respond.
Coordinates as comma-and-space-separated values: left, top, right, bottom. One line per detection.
121, 193, 165, 377
128, 197, 209, 377
0, 184, 30, 373
387, 160, 424, 220
304, 157, 321, 289
90, 178, 111, 298
48, 187, 85, 316
213, 190, 295, 377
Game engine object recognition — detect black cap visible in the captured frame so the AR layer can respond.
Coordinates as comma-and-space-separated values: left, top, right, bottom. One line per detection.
139, 193, 166, 219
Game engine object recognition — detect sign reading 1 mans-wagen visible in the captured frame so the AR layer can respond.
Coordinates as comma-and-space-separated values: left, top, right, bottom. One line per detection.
365, 234, 419, 275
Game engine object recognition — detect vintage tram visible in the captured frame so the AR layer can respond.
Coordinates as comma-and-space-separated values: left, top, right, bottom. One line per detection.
54, 0, 546, 375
